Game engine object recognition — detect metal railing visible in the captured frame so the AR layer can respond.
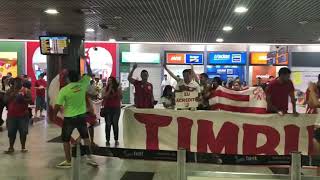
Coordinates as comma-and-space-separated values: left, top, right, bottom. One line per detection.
71, 145, 311, 180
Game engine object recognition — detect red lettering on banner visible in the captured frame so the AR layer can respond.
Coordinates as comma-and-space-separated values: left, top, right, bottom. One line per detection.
307, 125, 315, 155
197, 120, 239, 154
177, 117, 193, 150
243, 124, 280, 155
134, 113, 172, 150
284, 125, 300, 154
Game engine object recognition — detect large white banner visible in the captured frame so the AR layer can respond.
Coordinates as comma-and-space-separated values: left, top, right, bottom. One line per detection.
123, 108, 320, 155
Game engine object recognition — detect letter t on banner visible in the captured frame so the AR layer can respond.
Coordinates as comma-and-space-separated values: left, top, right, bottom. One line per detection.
134, 113, 172, 150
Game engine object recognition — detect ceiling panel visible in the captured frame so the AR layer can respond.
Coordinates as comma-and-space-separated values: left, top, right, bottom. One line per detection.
0, 0, 320, 43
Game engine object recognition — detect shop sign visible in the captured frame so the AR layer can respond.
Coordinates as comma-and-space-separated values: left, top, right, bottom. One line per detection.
185, 54, 203, 64
166, 52, 204, 65
251, 52, 288, 65
121, 52, 160, 63
166, 53, 186, 64
208, 52, 247, 65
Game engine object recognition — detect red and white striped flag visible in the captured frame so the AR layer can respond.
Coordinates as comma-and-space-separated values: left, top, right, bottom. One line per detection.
209, 86, 267, 114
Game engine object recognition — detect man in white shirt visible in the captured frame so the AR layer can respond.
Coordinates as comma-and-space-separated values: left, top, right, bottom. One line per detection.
164, 65, 200, 93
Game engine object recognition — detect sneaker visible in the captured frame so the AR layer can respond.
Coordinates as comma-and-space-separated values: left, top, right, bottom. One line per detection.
56, 160, 72, 169
86, 157, 98, 167
106, 141, 110, 146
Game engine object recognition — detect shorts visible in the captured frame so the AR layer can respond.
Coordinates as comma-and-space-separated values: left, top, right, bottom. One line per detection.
61, 114, 89, 142
7, 117, 29, 138
36, 96, 46, 110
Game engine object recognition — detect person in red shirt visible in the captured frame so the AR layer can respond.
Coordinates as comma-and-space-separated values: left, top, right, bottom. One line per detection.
266, 67, 298, 116
35, 73, 47, 118
102, 76, 122, 146
4, 78, 32, 153
128, 64, 154, 108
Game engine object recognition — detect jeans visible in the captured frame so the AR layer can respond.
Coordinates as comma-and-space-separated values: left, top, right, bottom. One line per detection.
104, 108, 120, 142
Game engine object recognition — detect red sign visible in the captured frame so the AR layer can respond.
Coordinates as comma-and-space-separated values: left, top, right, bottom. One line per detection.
166, 53, 186, 64
251, 66, 277, 85
26, 41, 44, 99
123, 108, 315, 155
84, 42, 117, 78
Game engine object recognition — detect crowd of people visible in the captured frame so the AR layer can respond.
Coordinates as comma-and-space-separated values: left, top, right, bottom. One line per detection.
3, 59, 320, 169
0, 72, 47, 154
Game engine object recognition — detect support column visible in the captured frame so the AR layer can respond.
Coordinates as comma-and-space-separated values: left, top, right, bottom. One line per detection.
46, 35, 84, 122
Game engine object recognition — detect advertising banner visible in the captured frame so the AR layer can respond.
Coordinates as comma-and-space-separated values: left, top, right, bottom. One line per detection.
84, 42, 117, 78
0, 52, 17, 78
175, 91, 199, 109
123, 108, 319, 155
250, 52, 271, 65
207, 65, 245, 82
166, 52, 204, 65
208, 52, 247, 65
251, 52, 288, 65
251, 66, 276, 85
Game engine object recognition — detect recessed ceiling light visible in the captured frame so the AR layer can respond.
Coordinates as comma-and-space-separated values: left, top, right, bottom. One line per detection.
216, 38, 224, 43
44, 9, 59, 15
86, 28, 95, 32
114, 16, 122, 19
299, 21, 308, 25
108, 38, 116, 42
234, 6, 248, 13
223, 26, 233, 32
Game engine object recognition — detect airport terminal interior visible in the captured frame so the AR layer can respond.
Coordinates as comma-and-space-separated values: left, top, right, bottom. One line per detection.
1, 0, 320, 180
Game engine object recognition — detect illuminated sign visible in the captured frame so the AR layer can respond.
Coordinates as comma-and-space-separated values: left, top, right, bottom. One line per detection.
166, 52, 204, 65
208, 52, 247, 65
121, 52, 160, 63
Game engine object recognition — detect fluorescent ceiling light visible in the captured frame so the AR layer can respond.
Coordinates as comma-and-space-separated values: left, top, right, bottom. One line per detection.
216, 38, 224, 43
44, 9, 59, 15
108, 38, 116, 42
86, 28, 95, 32
223, 26, 233, 32
234, 6, 248, 13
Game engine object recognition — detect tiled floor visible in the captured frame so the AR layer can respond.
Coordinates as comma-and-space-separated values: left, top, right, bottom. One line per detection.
0, 109, 318, 180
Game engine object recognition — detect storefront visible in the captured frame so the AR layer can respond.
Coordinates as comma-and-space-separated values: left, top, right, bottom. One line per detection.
164, 51, 204, 84
206, 52, 247, 83
249, 51, 288, 86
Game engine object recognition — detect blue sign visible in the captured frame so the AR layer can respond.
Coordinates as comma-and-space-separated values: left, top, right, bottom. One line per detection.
185, 53, 204, 64
208, 52, 247, 65
207, 65, 245, 82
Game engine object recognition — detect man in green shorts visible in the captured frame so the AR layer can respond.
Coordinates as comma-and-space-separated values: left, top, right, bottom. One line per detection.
53, 56, 98, 168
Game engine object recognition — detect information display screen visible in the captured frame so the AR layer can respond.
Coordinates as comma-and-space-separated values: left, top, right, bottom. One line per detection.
39, 36, 69, 55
